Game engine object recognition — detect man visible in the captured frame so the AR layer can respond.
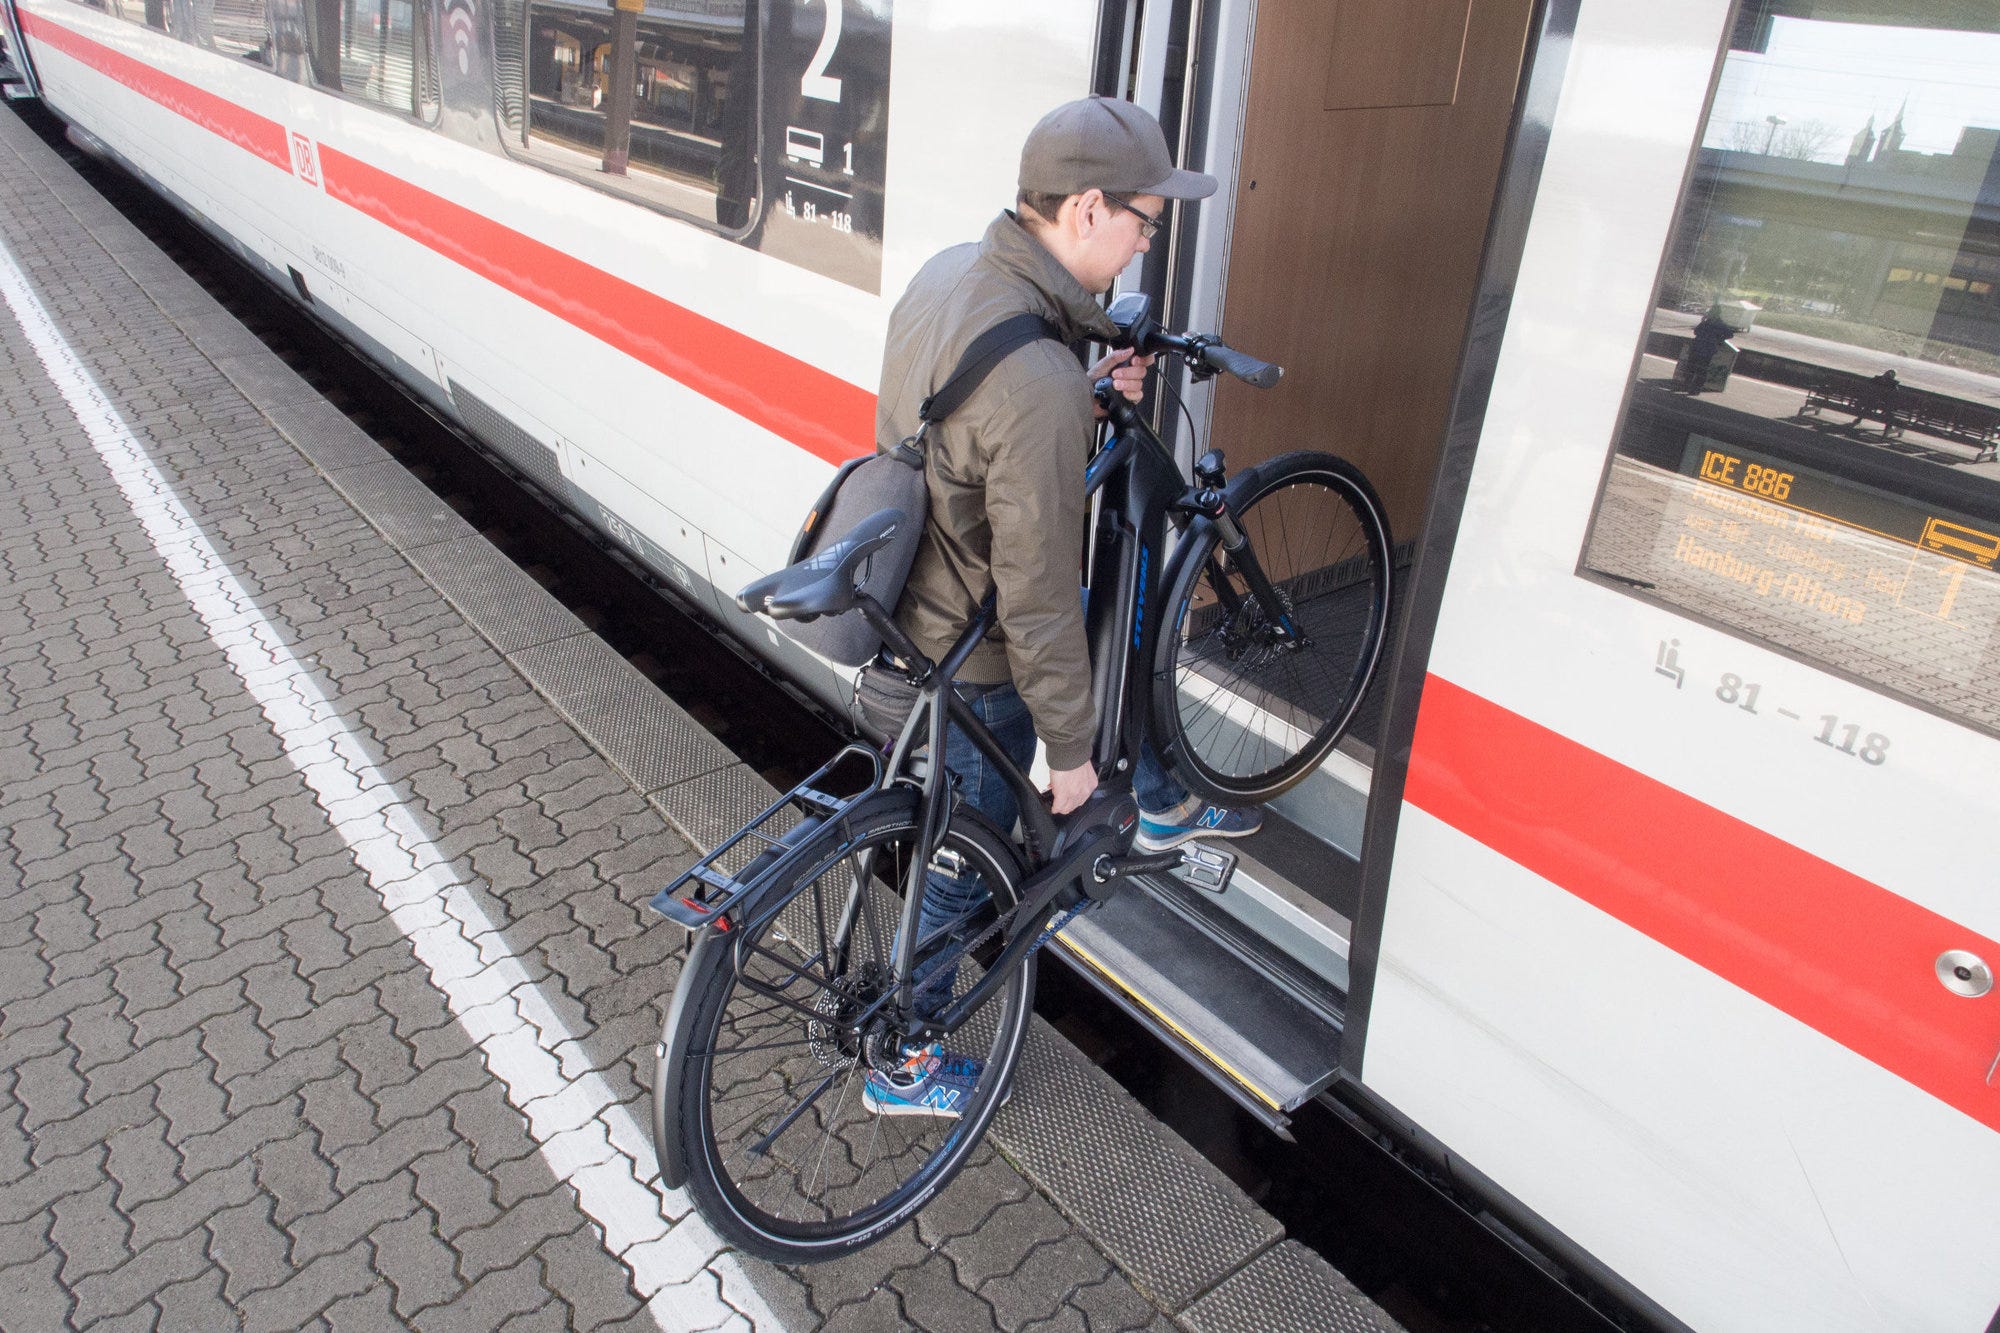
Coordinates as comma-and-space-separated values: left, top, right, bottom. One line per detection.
863, 97, 1260, 1118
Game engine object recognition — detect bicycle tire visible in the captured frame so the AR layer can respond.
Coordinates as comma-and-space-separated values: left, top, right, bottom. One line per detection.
1150, 450, 1392, 803
659, 803, 1032, 1263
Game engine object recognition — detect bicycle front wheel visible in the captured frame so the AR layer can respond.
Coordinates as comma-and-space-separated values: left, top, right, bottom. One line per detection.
661, 804, 1032, 1263
1150, 451, 1392, 803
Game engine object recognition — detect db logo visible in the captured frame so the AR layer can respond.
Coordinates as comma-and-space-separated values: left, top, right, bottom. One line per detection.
289, 132, 321, 187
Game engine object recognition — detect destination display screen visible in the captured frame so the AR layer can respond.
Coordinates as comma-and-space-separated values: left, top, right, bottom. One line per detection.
1680, 438, 2000, 574
1585, 442, 2000, 737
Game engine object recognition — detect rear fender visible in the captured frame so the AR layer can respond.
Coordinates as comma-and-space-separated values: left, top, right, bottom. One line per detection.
651, 785, 918, 1190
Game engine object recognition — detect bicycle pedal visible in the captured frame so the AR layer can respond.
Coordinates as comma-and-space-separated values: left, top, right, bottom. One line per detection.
1176, 843, 1238, 894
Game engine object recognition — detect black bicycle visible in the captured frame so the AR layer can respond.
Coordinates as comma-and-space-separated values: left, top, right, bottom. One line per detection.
647, 294, 1392, 1261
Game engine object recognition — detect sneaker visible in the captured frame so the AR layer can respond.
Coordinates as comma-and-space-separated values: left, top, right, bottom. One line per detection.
1134, 801, 1264, 852
862, 1042, 986, 1119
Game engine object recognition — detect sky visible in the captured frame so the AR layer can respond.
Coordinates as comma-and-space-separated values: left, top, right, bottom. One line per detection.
1702, 14, 2000, 162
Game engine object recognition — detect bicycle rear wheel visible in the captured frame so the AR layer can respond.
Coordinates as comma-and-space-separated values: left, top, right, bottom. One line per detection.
660, 804, 1032, 1263
1150, 451, 1392, 803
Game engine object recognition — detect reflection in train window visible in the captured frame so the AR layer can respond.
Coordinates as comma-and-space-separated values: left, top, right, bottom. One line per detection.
488, 0, 892, 293
303, 0, 435, 117
98, 0, 168, 34
72, 0, 272, 66
1580, 1, 2000, 738
493, 0, 756, 229
207, 0, 273, 63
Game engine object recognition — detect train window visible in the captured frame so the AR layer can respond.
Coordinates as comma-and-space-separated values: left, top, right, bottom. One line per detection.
302, 0, 439, 118
76, 0, 270, 58
490, 0, 758, 229
1579, 1, 2000, 739
96, 0, 165, 34
489, 0, 892, 293
85, 0, 192, 40
68, 0, 276, 69
207, 0, 273, 63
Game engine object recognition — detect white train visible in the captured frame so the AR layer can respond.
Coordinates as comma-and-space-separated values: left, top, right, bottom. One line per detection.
4, 0, 1995, 1327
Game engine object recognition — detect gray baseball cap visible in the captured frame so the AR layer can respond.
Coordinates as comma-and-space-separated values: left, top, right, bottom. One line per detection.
1019, 97, 1218, 201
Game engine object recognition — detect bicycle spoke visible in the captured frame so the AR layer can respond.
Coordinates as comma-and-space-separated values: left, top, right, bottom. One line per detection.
745, 1070, 839, 1160
676, 809, 1032, 1253
1157, 459, 1389, 799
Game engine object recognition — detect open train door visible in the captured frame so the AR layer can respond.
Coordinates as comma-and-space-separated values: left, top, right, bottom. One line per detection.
1345, 1, 2000, 1329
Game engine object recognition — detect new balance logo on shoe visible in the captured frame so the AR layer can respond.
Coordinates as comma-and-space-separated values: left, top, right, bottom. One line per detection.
1134, 801, 1264, 852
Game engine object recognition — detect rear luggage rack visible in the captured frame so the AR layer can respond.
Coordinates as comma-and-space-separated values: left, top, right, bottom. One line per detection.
648, 744, 882, 931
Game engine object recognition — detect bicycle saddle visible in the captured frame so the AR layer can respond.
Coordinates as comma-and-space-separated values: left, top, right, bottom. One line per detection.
735, 508, 905, 622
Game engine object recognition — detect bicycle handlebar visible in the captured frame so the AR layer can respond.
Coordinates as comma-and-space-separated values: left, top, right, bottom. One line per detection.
1104, 291, 1282, 389
1196, 341, 1282, 389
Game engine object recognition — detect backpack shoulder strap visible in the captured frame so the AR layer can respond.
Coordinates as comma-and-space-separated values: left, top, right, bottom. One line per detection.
918, 313, 1062, 426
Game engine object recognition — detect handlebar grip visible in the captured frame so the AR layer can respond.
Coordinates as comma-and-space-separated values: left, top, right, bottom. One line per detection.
1202, 343, 1283, 388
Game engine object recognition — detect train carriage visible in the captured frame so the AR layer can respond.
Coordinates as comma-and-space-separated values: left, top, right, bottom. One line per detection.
2, 0, 1994, 1327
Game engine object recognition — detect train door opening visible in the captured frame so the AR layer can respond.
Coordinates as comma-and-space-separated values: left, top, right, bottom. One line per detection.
1211, 0, 1536, 731
1154, 0, 1537, 905
1046, 0, 1547, 1133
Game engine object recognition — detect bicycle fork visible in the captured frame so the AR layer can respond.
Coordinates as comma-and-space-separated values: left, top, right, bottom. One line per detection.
1188, 453, 1304, 646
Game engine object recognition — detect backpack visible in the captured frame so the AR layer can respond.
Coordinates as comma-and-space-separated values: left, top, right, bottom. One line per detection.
773, 313, 1059, 666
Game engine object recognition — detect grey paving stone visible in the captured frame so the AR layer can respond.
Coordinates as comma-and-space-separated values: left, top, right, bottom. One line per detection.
70, 1228, 211, 1326
981, 1234, 1116, 1330
409, 1255, 551, 1333
818, 1286, 909, 1333
368, 1206, 463, 1318
153, 1262, 243, 1333
316, 1281, 407, 1333
895, 1252, 1003, 1333
0, 1251, 78, 1333
235, 1242, 379, 1333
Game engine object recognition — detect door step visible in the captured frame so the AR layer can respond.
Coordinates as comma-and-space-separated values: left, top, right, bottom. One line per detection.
1050, 860, 1346, 1136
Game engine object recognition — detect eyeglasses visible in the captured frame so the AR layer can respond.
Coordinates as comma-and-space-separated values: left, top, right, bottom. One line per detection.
1104, 193, 1163, 240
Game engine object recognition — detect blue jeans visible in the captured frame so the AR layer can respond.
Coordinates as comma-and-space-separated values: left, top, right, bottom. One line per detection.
913, 682, 1185, 1014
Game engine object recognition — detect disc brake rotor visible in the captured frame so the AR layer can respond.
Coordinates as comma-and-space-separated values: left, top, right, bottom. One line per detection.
805, 962, 887, 1070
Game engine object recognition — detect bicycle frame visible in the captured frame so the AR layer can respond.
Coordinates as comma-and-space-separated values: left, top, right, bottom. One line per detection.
833, 386, 1300, 1043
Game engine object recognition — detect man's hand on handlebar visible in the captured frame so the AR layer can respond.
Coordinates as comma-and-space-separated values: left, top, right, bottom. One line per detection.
1048, 762, 1099, 816
1090, 348, 1152, 417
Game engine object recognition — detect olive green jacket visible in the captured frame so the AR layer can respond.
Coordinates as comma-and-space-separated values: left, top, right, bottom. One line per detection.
875, 213, 1117, 772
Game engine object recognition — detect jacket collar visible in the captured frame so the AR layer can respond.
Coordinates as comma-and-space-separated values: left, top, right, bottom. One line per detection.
980, 212, 1120, 345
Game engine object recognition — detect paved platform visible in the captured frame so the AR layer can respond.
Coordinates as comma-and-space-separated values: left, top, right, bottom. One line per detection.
0, 101, 1397, 1333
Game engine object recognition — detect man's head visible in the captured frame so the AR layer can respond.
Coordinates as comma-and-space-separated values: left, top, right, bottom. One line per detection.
1015, 98, 1218, 293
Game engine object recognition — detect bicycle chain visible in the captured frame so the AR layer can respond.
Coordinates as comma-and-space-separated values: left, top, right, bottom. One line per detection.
920, 890, 1093, 988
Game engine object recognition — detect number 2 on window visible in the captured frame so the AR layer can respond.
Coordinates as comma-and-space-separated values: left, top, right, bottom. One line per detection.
802, 0, 843, 103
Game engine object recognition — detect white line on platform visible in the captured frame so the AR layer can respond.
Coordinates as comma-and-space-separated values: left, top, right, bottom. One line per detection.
0, 239, 781, 1333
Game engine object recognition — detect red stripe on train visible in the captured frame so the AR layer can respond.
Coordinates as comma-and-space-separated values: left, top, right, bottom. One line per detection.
19, 10, 290, 171
1406, 674, 2000, 1133
21, 12, 876, 467
315, 147, 874, 467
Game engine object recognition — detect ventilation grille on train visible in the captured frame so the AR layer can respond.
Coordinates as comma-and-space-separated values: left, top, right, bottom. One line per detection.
489, 0, 527, 145
448, 379, 571, 501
